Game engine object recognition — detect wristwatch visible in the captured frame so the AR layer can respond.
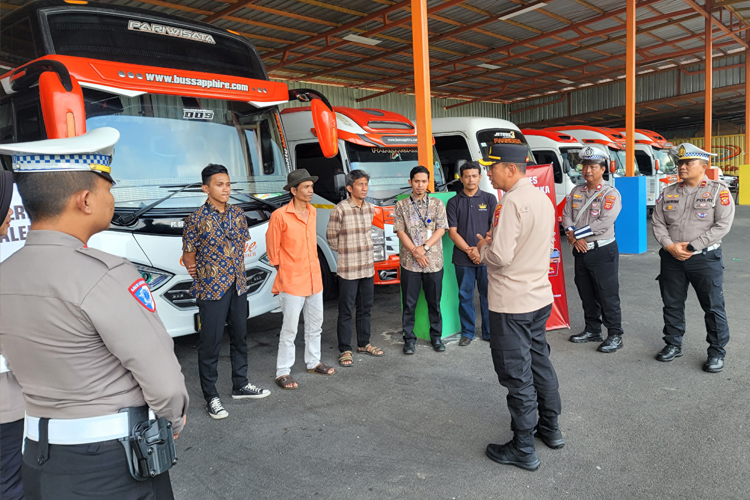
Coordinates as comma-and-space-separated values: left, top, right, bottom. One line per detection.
686, 243, 696, 252
423, 244, 431, 252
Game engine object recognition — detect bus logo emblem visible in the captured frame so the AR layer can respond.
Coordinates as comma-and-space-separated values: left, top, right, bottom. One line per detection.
128, 20, 216, 45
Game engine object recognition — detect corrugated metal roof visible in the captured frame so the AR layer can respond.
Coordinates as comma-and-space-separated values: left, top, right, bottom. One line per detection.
1, 0, 747, 129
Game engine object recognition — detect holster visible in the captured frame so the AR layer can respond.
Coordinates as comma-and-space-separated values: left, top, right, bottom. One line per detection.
118, 406, 178, 481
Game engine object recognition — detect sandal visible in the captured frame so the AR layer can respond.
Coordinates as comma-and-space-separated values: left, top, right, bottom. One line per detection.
276, 375, 298, 390
338, 351, 353, 367
307, 363, 335, 375
358, 344, 384, 357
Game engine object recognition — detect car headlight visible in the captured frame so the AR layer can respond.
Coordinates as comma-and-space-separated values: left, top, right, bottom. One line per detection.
371, 226, 385, 245
134, 263, 174, 291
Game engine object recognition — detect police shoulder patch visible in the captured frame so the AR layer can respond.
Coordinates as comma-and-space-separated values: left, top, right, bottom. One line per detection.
493, 204, 502, 227
719, 190, 731, 206
656, 192, 664, 204
129, 279, 156, 312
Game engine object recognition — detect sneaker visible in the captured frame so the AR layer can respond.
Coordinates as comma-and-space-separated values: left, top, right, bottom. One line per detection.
207, 397, 228, 419
232, 383, 271, 399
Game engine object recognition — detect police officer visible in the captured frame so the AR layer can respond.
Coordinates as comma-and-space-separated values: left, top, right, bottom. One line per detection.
476, 144, 563, 472
652, 143, 735, 373
562, 146, 624, 353
0, 170, 24, 500
0, 128, 189, 499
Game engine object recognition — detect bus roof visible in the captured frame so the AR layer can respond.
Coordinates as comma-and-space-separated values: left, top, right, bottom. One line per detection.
432, 116, 521, 134
521, 129, 580, 143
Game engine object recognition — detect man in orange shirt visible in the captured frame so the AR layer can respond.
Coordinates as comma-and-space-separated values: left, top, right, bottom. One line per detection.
267, 170, 336, 390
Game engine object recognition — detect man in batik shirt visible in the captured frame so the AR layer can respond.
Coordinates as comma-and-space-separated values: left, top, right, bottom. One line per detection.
394, 166, 449, 355
183, 164, 270, 420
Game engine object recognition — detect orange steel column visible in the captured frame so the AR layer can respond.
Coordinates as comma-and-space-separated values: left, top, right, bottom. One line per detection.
705, 0, 713, 157
625, 0, 636, 177
411, 0, 435, 191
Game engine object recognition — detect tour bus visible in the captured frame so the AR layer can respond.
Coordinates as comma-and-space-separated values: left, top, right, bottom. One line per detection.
0, 0, 338, 337
521, 129, 585, 211
281, 106, 446, 293
432, 117, 536, 201
615, 128, 679, 207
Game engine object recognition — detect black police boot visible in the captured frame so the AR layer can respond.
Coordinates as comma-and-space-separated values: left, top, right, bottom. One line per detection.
703, 357, 724, 373
486, 430, 540, 471
569, 331, 604, 343
656, 345, 682, 362
534, 416, 565, 449
597, 335, 623, 353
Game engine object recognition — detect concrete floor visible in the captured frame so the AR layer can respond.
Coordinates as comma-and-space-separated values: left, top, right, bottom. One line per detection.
170, 206, 750, 500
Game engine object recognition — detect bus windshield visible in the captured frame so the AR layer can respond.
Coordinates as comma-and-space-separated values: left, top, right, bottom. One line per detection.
654, 148, 678, 175
346, 143, 445, 200
560, 147, 585, 185
84, 90, 287, 209
608, 148, 638, 176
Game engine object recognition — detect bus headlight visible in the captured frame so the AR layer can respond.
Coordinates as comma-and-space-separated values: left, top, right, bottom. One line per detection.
134, 263, 173, 291
374, 244, 386, 262
371, 226, 385, 245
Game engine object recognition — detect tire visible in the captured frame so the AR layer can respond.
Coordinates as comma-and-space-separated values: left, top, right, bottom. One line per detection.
319, 249, 338, 301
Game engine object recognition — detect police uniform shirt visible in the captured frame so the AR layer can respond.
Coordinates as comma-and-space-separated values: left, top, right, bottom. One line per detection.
0, 361, 24, 424
652, 176, 735, 251
0, 230, 189, 433
561, 183, 622, 243
479, 177, 555, 314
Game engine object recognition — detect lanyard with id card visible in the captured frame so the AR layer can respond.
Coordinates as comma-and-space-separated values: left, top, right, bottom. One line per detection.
410, 195, 432, 240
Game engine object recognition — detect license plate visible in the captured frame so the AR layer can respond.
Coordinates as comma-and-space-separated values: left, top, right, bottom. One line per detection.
194, 313, 202, 332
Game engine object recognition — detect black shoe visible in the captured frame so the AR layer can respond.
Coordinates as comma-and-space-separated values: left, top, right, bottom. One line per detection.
482, 337, 491, 342
486, 432, 540, 471
597, 335, 623, 353
569, 331, 604, 343
432, 341, 446, 352
459, 336, 472, 347
656, 345, 683, 362
703, 357, 724, 373
403, 341, 415, 355
206, 397, 228, 420
534, 418, 565, 450
232, 383, 271, 399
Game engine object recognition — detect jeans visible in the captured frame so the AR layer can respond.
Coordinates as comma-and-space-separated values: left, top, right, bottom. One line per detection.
196, 286, 249, 403
277, 291, 324, 378
337, 276, 374, 352
455, 265, 490, 340
400, 267, 443, 343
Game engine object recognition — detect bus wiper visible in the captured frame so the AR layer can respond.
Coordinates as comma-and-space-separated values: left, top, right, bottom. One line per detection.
230, 191, 281, 212
115, 183, 202, 225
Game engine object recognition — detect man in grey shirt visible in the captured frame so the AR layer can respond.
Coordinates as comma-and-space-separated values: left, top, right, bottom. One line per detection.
652, 143, 735, 373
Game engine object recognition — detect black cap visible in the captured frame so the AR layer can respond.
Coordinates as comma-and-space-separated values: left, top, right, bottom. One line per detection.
478, 144, 530, 166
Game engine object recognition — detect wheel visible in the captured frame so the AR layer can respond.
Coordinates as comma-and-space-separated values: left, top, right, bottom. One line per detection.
319, 249, 338, 301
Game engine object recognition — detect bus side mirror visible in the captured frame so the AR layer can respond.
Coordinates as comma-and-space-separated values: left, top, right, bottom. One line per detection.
454, 159, 467, 179
654, 159, 660, 171
609, 160, 616, 174
311, 99, 338, 159
333, 171, 347, 200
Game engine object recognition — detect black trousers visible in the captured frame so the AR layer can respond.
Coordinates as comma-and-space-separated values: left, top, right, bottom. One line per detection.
337, 275, 375, 352
400, 268, 443, 343
197, 285, 249, 403
489, 304, 562, 432
573, 241, 623, 336
1, 419, 24, 500
658, 248, 729, 359
22, 439, 173, 500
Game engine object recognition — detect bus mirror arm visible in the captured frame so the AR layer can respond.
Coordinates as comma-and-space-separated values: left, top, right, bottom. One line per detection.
288, 88, 334, 112
7, 60, 74, 94
333, 172, 347, 201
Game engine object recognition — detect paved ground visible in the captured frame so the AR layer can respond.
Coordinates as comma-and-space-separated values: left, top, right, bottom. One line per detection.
171, 206, 750, 500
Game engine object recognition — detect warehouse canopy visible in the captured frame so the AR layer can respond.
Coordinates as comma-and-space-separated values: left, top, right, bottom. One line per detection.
2, 0, 747, 131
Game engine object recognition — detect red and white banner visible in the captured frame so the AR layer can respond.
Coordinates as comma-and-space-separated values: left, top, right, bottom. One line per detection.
501, 165, 569, 331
